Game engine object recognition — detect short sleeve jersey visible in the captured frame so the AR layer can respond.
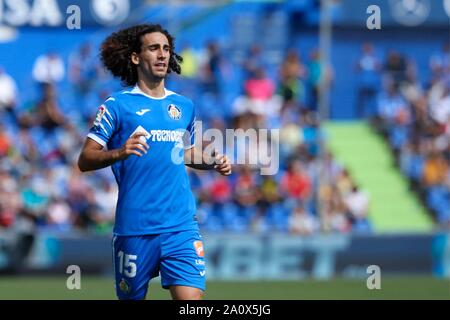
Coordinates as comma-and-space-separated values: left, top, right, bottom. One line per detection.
88, 85, 198, 235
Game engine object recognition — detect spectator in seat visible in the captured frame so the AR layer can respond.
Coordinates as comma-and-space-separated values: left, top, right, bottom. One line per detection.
355, 42, 381, 118
32, 51, 65, 86
422, 150, 449, 187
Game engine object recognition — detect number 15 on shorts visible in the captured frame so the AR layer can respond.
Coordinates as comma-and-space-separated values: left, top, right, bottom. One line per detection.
117, 251, 137, 278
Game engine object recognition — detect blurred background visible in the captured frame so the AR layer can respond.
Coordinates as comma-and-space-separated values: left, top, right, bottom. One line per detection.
0, 0, 449, 299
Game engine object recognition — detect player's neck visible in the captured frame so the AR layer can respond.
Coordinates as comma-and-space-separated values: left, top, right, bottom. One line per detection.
136, 78, 165, 98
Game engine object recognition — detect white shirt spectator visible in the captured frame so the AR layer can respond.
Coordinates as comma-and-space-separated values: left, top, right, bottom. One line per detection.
32, 53, 65, 84
344, 187, 370, 220
94, 183, 118, 221
0, 69, 17, 109
47, 200, 72, 226
430, 93, 450, 125
288, 206, 319, 235
328, 211, 350, 233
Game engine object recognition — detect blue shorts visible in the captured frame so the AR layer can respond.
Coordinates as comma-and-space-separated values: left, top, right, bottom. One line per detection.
111, 229, 206, 300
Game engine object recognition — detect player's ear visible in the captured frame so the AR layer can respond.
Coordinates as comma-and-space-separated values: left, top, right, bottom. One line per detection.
131, 52, 139, 66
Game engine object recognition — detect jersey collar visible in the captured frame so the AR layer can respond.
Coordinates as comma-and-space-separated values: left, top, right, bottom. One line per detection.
130, 85, 175, 100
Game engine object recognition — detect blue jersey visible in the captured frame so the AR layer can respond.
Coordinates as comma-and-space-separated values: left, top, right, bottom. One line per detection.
87, 85, 198, 235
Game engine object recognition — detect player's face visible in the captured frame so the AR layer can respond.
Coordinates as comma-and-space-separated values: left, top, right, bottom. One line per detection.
136, 32, 170, 80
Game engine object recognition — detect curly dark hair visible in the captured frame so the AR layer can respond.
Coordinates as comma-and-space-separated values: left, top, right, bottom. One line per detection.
100, 24, 183, 87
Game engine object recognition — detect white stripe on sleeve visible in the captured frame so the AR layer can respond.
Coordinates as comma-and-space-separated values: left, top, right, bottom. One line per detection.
87, 133, 107, 148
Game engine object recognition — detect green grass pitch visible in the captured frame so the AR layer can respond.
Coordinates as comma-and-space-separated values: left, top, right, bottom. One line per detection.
0, 276, 448, 300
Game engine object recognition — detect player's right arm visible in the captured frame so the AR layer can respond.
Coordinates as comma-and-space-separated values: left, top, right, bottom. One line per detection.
78, 99, 149, 172
78, 133, 149, 172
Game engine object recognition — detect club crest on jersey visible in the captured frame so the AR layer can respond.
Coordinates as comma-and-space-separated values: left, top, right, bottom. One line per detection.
167, 104, 181, 120
119, 278, 131, 294
93, 105, 106, 126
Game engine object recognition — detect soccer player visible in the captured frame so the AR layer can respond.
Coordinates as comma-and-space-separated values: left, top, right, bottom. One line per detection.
77, 24, 232, 300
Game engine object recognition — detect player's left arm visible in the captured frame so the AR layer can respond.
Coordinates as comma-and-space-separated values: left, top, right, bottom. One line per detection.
183, 101, 231, 175
184, 147, 232, 176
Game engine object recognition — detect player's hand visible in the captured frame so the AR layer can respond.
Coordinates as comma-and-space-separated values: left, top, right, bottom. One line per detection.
213, 150, 232, 176
118, 132, 149, 159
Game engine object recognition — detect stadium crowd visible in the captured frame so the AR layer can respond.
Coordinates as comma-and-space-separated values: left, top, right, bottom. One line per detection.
361, 42, 450, 228
0, 40, 374, 235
